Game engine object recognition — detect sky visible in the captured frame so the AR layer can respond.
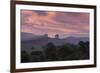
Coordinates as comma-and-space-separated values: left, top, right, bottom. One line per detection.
21, 10, 89, 38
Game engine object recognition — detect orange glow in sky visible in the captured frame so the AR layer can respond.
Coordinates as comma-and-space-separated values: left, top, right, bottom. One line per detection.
21, 10, 89, 38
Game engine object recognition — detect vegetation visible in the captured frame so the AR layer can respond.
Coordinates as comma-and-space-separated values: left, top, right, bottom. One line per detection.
21, 41, 89, 63
21, 51, 31, 62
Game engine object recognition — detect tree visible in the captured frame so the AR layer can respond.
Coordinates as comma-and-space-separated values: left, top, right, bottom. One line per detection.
30, 51, 45, 62
58, 44, 74, 60
21, 50, 30, 63
31, 46, 36, 50
44, 42, 58, 61
78, 41, 89, 59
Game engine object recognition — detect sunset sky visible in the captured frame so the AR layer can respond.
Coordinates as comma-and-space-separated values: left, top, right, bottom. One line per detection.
21, 10, 89, 38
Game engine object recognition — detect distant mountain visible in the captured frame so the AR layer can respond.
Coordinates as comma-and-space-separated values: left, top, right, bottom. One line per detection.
21, 33, 89, 52
21, 32, 37, 41
21, 32, 49, 41
63, 36, 89, 44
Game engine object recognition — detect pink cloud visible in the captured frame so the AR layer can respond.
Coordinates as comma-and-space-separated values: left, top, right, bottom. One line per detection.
21, 10, 89, 38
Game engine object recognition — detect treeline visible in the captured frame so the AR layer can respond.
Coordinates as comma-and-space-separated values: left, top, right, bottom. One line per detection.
21, 41, 89, 63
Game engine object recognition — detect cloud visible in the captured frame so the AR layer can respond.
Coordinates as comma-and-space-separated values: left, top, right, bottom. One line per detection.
21, 10, 89, 38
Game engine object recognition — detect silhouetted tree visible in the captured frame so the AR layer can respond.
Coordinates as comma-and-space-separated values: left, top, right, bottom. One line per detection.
78, 41, 89, 59
21, 50, 30, 63
84, 41, 89, 59
30, 51, 45, 62
58, 44, 74, 60
31, 46, 36, 50
44, 42, 58, 61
